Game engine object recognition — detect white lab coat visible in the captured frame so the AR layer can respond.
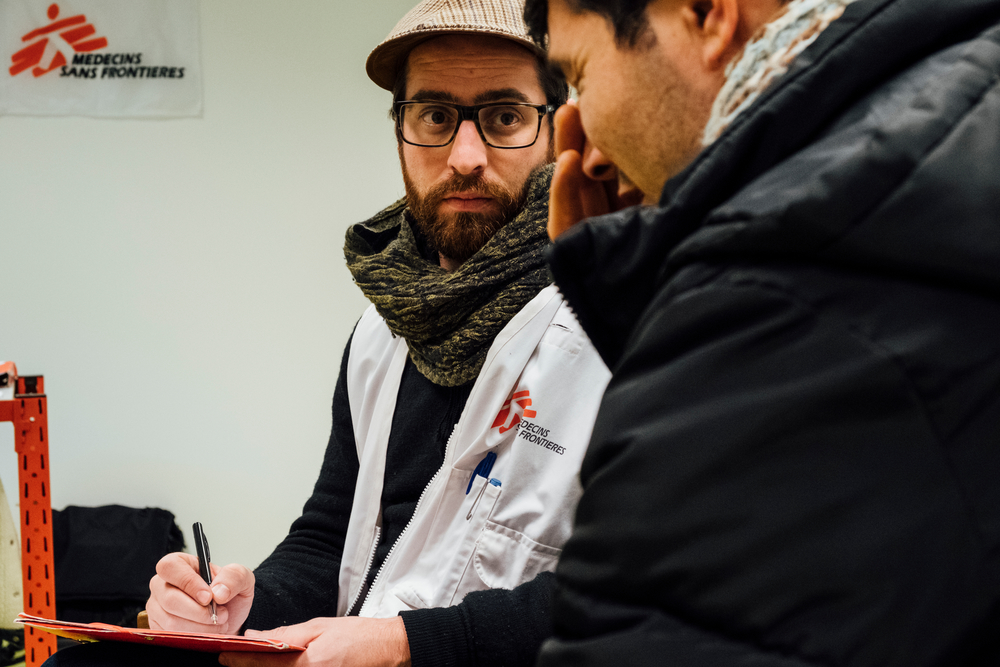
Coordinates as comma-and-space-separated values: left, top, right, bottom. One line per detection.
339, 285, 610, 617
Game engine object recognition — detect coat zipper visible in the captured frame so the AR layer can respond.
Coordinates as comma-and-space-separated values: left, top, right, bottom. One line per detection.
346, 525, 381, 616
355, 428, 458, 617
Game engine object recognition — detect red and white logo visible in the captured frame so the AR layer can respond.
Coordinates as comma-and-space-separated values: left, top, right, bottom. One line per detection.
9, 3, 107, 78
492, 390, 537, 435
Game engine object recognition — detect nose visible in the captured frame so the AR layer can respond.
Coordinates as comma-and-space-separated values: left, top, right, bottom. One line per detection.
447, 119, 488, 176
581, 141, 617, 181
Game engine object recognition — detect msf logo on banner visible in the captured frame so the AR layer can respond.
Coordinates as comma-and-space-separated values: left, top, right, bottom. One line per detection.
492, 390, 537, 435
9, 4, 107, 77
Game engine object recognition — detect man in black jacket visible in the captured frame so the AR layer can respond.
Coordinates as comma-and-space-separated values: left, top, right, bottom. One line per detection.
522, 0, 1000, 665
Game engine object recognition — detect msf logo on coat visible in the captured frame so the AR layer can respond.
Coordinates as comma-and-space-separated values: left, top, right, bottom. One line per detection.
9, 3, 107, 78
492, 390, 536, 435
494, 388, 568, 456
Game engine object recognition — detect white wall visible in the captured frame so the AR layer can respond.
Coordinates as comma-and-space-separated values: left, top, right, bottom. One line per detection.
0, 0, 418, 570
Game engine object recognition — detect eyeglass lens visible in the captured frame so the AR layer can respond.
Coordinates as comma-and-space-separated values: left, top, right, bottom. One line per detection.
399, 103, 540, 147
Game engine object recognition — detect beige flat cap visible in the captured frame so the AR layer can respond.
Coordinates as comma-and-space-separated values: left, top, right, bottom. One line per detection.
366, 0, 544, 91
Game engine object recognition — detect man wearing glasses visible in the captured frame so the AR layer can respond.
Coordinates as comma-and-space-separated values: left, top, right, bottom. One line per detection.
49, 2, 610, 667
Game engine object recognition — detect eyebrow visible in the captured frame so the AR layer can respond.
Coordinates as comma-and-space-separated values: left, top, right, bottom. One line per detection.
408, 88, 533, 105
409, 89, 459, 103
473, 88, 531, 104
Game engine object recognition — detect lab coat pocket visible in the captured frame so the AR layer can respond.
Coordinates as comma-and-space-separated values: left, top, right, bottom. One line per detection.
451, 519, 561, 604
473, 522, 562, 590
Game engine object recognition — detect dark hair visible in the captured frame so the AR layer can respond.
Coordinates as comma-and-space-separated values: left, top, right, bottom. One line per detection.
525, 0, 795, 48
390, 41, 569, 111
537, 57, 571, 109
524, 0, 656, 48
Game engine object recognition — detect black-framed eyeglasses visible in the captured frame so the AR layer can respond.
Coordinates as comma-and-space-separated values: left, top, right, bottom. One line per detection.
393, 100, 556, 149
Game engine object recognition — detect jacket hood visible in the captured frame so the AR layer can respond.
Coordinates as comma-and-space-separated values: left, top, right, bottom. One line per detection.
548, 0, 1000, 368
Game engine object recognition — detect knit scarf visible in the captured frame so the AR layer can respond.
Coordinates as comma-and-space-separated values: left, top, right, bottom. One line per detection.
344, 164, 554, 387
702, 0, 860, 144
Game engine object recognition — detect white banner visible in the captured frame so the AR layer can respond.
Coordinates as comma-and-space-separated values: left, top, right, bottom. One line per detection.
1, 0, 202, 117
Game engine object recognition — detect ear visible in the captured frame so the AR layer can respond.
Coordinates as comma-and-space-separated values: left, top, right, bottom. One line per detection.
688, 0, 741, 71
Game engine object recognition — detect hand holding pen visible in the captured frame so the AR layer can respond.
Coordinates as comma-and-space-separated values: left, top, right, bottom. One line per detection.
145, 525, 257, 635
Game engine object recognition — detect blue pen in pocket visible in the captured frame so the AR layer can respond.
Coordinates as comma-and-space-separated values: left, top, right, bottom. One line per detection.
466, 451, 497, 494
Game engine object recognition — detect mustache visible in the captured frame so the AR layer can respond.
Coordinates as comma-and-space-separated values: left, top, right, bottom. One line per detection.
424, 171, 517, 204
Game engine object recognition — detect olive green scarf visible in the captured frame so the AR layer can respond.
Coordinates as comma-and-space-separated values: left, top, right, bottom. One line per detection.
344, 165, 554, 387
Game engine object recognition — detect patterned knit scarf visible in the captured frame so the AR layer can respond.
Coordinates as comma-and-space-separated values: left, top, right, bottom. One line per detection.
702, 0, 859, 144
344, 164, 554, 387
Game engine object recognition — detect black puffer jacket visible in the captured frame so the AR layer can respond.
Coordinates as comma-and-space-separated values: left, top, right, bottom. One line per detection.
538, 0, 1000, 666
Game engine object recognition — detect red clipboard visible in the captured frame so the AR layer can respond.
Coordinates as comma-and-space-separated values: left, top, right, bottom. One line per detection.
15, 614, 306, 653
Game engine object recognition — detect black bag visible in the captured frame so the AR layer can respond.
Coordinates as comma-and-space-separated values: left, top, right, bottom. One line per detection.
52, 505, 184, 626
0, 629, 24, 667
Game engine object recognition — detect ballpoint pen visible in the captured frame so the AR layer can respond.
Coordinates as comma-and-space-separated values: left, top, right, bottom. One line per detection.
192, 522, 218, 625
466, 451, 497, 494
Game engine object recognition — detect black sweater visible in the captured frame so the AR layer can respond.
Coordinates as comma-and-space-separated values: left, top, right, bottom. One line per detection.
245, 336, 555, 667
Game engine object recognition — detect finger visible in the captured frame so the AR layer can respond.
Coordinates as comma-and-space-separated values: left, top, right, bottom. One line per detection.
146, 592, 227, 633
148, 575, 213, 624
149, 567, 231, 630
550, 149, 586, 240
251, 619, 325, 647
554, 103, 585, 156
210, 563, 255, 605
579, 175, 614, 220
145, 596, 168, 631
156, 552, 213, 605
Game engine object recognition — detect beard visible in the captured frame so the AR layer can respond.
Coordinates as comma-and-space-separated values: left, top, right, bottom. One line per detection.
401, 164, 530, 265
